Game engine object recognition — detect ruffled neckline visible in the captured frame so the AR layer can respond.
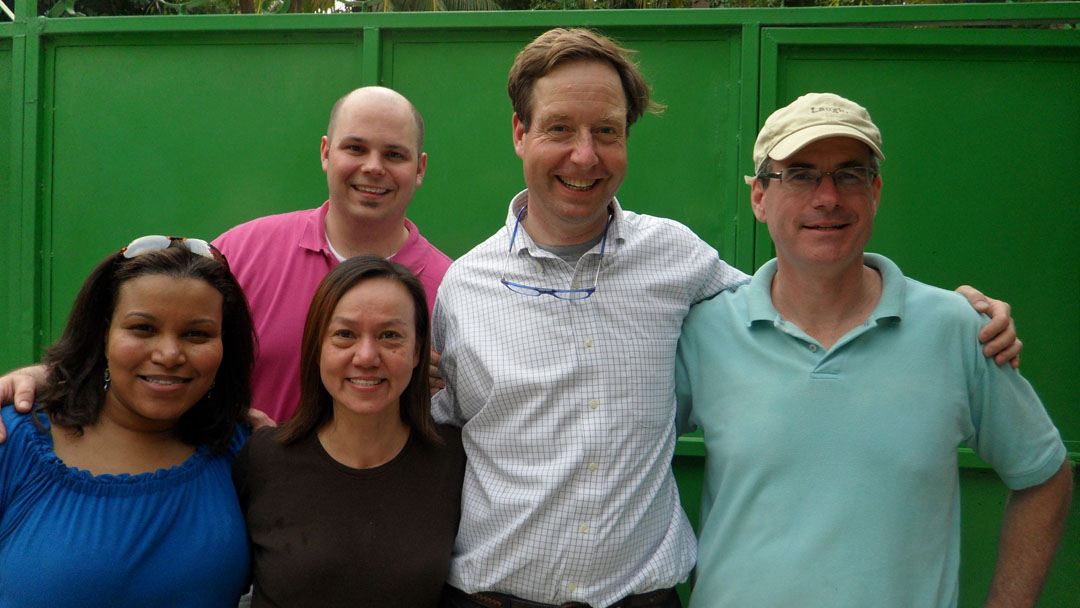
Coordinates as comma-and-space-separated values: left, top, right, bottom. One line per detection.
25, 412, 213, 495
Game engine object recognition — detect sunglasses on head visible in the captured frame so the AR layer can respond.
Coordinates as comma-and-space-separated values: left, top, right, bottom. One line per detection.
120, 235, 229, 268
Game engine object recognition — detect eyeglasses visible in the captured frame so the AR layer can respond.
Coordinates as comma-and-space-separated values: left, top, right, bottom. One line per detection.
121, 235, 229, 267
760, 166, 877, 192
500, 207, 612, 301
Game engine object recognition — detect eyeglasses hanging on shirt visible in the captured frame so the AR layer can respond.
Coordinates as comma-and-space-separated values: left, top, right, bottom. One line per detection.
500, 207, 612, 301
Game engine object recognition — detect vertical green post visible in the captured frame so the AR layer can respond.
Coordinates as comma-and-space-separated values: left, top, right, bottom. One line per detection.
363, 25, 381, 86
15, 0, 34, 19
736, 21, 762, 274
5, 0, 43, 369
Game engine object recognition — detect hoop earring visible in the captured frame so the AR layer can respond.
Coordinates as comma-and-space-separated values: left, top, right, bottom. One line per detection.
103, 366, 111, 392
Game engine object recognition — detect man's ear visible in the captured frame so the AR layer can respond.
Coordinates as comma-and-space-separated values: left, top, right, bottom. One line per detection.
750, 179, 768, 223
870, 173, 883, 216
512, 113, 527, 160
320, 136, 331, 173
415, 153, 428, 187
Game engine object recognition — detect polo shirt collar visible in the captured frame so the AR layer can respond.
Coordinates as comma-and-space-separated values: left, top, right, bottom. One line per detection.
505, 189, 624, 255
298, 200, 332, 255
300, 201, 426, 271
863, 253, 904, 321
744, 252, 906, 326
389, 218, 427, 272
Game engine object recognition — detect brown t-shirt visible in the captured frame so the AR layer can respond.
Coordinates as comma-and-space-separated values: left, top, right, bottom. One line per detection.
233, 424, 465, 607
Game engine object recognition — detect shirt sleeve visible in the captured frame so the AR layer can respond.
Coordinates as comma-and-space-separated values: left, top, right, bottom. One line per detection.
683, 229, 749, 305
0, 407, 30, 516
430, 291, 464, 427
674, 336, 698, 436
964, 330, 1067, 491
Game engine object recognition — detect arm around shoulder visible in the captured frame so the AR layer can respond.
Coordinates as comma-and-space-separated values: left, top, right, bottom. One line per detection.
0, 365, 48, 442
0, 365, 47, 410
954, 285, 1022, 368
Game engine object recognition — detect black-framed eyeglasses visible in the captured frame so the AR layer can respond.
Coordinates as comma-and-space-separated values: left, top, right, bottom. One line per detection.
760, 166, 877, 192
121, 235, 229, 268
500, 207, 613, 301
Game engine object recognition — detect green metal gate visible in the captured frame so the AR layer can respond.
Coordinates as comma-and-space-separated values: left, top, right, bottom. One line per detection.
3, 4, 1078, 605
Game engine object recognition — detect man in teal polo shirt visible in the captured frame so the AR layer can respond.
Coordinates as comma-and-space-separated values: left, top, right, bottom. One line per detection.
675, 93, 1072, 608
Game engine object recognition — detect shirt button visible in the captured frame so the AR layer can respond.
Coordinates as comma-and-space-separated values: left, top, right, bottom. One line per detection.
588, 462, 598, 472
589, 399, 599, 410
584, 338, 593, 348
568, 583, 577, 592
579, 524, 589, 534
572, 280, 581, 289
534, 263, 542, 273
808, 344, 818, 352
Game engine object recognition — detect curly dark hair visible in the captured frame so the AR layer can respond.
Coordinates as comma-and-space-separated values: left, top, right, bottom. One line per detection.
277, 255, 440, 447
37, 244, 256, 451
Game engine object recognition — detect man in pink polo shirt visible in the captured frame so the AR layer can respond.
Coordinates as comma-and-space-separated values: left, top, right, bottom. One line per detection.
0, 86, 450, 427
213, 86, 451, 422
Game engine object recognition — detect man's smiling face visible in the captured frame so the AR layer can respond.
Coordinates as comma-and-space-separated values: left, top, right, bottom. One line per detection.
513, 59, 628, 246
321, 89, 426, 229
751, 136, 882, 275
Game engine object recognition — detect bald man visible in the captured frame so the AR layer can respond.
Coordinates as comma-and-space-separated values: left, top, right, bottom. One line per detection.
213, 86, 451, 422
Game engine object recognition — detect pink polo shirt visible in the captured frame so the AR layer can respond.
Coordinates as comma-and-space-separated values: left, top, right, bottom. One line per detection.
214, 201, 452, 422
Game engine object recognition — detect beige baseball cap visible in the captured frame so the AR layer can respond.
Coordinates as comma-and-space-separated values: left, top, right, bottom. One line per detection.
751, 92, 884, 176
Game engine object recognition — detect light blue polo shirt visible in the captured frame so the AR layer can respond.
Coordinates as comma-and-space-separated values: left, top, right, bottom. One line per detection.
675, 253, 1066, 608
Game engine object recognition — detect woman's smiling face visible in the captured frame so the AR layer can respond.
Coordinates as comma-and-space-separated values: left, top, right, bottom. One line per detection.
102, 274, 224, 433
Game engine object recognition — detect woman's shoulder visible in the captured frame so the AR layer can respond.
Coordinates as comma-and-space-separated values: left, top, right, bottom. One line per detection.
427, 424, 465, 469
434, 423, 463, 450
1, 406, 51, 462
234, 425, 315, 471
225, 423, 252, 455
1, 406, 43, 474
2, 404, 41, 432
237, 425, 284, 459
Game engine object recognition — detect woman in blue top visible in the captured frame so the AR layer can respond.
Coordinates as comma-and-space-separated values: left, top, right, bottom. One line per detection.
0, 236, 256, 607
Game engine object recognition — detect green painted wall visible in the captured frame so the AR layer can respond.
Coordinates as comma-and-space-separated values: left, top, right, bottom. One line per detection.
41, 32, 367, 339
3, 6, 1079, 606
387, 26, 746, 263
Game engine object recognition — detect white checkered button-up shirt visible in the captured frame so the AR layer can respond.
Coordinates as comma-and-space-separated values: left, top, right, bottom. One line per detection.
432, 191, 749, 606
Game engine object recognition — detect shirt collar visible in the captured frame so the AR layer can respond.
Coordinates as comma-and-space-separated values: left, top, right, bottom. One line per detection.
300, 201, 423, 270
299, 200, 332, 255
745, 252, 905, 325
505, 189, 625, 255
389, 218, 425, 271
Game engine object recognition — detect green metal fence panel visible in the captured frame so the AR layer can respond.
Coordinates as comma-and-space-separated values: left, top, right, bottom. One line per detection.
40, 31, 367, 341
3, 7, 1080, 606
381, 29, 531, 258
958, 466, 1080, 607
383, 26, 745, 264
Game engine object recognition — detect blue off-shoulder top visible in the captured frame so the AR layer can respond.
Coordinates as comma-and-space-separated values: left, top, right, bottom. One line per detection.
0, 406, 250, 607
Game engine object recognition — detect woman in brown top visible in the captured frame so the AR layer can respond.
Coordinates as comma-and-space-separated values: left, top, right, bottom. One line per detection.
233, 256, 465, 607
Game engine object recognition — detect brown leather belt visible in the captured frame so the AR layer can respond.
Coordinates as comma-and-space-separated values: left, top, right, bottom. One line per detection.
447, 585, 677, 608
